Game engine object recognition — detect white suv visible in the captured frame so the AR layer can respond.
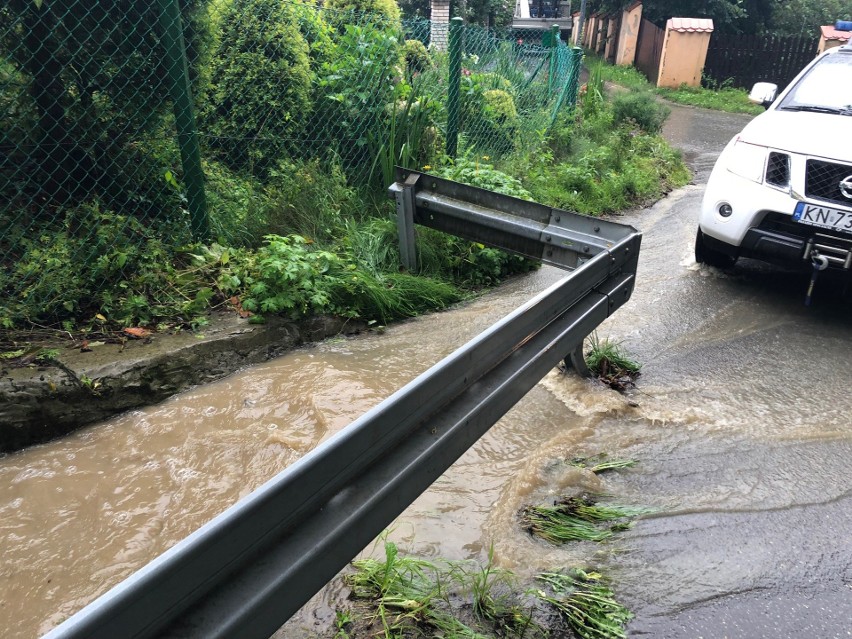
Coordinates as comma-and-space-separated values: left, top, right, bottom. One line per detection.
696, 43, 852, 273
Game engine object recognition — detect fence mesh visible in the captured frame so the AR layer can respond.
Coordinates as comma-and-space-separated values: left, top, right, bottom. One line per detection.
1, 0, 581, 330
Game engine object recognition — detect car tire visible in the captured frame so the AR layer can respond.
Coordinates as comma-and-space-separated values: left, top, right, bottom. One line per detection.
695, 229, 736, 269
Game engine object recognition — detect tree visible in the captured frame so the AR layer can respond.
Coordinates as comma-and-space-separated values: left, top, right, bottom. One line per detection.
768, 0, 850, 37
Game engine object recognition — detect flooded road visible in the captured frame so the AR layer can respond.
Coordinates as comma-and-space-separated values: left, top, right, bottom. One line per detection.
4, 104, 852, 638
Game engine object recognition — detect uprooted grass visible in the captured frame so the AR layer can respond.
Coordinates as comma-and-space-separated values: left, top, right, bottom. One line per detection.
584, 335, 641, 391
521, 494, 652, 545
345, 540, 546, 638
568, 453, 637, 474
533, 569, 633, 639
341, 540, 634, 639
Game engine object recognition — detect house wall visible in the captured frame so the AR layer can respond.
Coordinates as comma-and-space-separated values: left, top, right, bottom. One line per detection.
430, 0, 451, 50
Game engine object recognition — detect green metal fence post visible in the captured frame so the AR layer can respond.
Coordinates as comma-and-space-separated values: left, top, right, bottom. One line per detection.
158, 0, 209, 242
547, 24, 560, 94
549, 45, 584, 125
567, 46, 584, 108
446, 17, 463, 159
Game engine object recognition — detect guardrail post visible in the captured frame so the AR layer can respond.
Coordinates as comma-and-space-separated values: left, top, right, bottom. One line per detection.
395, 172, 419, 272
158, 0, 209, 242
446, 17, 463, 158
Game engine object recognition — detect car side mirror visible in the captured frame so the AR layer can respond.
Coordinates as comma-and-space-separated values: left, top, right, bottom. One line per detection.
749, 82, 778, 109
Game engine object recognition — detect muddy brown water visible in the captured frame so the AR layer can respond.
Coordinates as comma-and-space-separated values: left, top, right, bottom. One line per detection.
4, 105, 852, 638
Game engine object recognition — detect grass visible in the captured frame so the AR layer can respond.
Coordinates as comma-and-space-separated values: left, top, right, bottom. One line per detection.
346, 540, 544, 638
568, 453, 637, 474
585, 335, 641, 387
656, 84, 764, 115
344, 539, 635, 639
533, 569, 633, 639
521, 494, 651, 545
584, 53, 764, 115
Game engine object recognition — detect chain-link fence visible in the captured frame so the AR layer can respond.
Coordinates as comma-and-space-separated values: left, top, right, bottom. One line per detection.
1, 0, 582, 329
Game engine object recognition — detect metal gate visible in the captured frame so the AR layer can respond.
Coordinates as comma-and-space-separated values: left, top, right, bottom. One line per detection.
635, 18, 665, 84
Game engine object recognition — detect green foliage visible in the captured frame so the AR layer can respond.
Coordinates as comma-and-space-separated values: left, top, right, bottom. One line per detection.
611, 90, 670, 134
460, 71, 521, 153
435, 158, 532, 200
658, 83, 764, 115
347, 539, 544, 638
534, 570, 633, 639
521, 494, 651, 544
314, 22, 404, 173
369, 87, 442, 189
228, 234, 342, 318
769, 0, 849, 36
264, 158, 357, 241
403, 38, 432, 76
0, 204, 199, 327
0, 0, 211, 212
585, 335, 641, 378
205, 0, 313, 174
222, 234, 460, 324
584, 57, 650, 92
587, 54, 763, 116
324, 0, 402, 24
476, 89, 519, 152
517, 85, 690, 216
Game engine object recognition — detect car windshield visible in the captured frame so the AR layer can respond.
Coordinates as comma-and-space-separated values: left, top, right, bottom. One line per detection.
778, 51, 852, 112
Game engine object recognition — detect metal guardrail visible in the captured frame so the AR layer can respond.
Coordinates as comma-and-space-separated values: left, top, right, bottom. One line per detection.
44, 173, 641, 639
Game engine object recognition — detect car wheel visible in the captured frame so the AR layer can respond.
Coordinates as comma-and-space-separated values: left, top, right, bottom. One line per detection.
695, 229, 736, 269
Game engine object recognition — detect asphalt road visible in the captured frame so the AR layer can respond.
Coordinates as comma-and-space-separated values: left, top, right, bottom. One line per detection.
593, 103, 852, 639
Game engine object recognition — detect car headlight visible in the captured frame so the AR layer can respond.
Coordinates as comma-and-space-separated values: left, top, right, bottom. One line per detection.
725, 138, 767, 183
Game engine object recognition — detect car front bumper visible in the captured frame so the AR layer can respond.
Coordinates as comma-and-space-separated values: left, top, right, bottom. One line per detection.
699, 165, 852, 272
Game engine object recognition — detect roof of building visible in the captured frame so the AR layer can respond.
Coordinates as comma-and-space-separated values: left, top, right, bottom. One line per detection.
821, 25, 852, 41
667, 17, 714, 33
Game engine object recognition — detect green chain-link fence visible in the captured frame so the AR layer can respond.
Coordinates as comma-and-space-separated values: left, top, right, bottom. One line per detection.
1, 0, 581, 329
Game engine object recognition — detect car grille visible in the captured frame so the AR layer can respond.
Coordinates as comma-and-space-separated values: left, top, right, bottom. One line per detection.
765, 152, 790, 187
805, 159, 852, 208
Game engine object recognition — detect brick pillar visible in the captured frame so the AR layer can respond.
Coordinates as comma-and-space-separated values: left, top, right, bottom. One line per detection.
431, 0, 451, 50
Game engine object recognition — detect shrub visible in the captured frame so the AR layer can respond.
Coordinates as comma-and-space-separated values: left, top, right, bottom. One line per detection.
0, 204, 197, 327
435, 158, 531, 199
313, 23, 404, 176
205, 0, 313, 175
324, 0, 402, 24
403, 38, 432, 76
611, 90, 670, 134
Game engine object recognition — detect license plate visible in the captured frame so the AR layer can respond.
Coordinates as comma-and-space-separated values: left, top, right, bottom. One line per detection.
793, 202, 852, 234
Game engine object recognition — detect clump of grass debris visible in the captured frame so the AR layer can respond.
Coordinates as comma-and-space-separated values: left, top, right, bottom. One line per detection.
585, 335, 641, 391
345, 540, 544, 638
521, 494, 652, 545
569, 453, 637, 474
342, 540, 636, 639
533, 569, 633, 639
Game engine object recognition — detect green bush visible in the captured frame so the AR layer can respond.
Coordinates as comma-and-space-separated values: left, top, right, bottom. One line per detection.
0, 204, 200, 327
435, 158, 532, 200
324, 0, 402, 24
611, 90, 670, 134
480, 89, 519, 149
313, 23, 404, 176
205, 0, 313, 174
403, 38, 432, 76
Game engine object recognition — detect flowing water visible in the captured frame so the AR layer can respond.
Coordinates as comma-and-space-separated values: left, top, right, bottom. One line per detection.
4, 105, 852, 638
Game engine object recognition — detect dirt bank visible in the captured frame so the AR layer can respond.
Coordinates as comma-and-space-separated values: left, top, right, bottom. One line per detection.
0, 314, 366, 453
